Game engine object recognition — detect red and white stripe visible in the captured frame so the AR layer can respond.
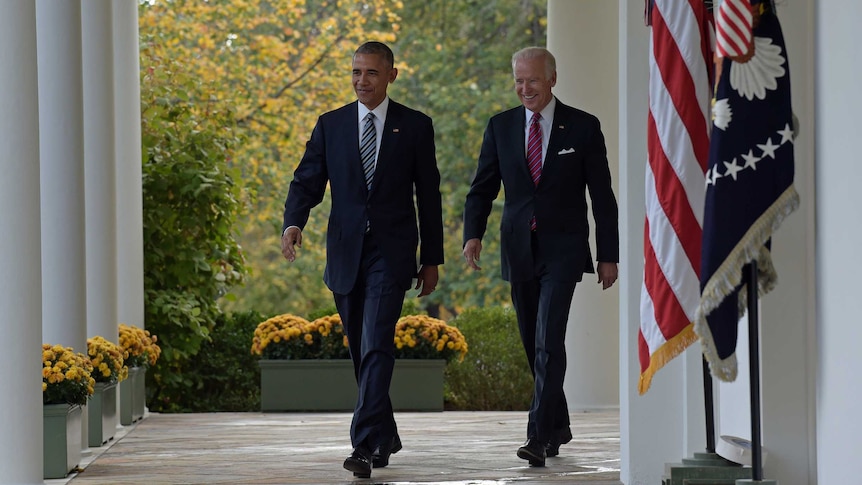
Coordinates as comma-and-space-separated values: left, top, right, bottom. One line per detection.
639, 0, 713, 394
716, 0, 753, 58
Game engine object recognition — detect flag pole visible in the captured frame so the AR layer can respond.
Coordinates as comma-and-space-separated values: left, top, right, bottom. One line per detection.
702, 0, 717, 456
746, 261, 764, 481
702, 357, 716, 453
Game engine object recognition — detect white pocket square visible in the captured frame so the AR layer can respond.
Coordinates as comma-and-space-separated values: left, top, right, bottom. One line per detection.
557, 148, 575, 155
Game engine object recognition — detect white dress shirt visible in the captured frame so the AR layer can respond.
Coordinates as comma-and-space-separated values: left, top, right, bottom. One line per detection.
357, 96, 390, 173
523, 96, 556, 166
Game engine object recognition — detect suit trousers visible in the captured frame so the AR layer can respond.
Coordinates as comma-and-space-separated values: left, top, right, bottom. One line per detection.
510, 232, 579, 443
333, 233, 404, 451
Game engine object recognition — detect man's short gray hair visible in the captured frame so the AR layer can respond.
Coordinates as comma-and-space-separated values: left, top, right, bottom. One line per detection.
511, 47, 556, 79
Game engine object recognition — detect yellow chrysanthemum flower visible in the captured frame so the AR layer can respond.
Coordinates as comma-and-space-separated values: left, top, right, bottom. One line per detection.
42, 343, 95, 406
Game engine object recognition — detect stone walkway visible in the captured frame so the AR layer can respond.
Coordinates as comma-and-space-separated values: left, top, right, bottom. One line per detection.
53, 411, 621, 485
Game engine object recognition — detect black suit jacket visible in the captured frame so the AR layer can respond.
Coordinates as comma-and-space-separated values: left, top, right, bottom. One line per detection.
463, 99, 618, 282
283, 100, 444, 294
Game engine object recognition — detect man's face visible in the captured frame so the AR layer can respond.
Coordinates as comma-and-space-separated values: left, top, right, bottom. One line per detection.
352, 53, 397, 110
513, 56, 556, 113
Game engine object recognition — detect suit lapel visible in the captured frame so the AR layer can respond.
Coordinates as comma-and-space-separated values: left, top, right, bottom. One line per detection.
544, 102, 574, 180
371, 101, 401, 196
344, 102, 370, 197
508, 107, 532, 182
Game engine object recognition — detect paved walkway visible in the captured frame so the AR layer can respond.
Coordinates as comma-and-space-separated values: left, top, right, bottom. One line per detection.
51, 411, 621, 485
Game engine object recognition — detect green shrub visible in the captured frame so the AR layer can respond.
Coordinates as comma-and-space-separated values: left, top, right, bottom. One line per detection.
175, 310, 266, 412
307, 305, 338, 321
445, 306, 533, 410
140, 39, 248, 411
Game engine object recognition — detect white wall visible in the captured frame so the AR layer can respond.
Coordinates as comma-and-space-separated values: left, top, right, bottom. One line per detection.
615, 0, 819, 482
815, 1, 862, 484
715, 2, 818, 483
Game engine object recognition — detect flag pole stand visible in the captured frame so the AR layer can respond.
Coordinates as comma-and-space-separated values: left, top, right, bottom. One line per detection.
659, 358, 751, 484
735, 261, 777, 485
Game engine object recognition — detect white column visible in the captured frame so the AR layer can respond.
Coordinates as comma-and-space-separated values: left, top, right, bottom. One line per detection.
0, 2, 43, 483
113, 0, 145, 330
37, 0, 87, 354
816, 1, 861, 484
82, 0, 119, 342
616, 1, 705, 482
37, 0, 91, 453
548, 0, 620, 411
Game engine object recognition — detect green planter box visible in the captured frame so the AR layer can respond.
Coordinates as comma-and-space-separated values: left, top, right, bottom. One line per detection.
260, 359, 445, 412
43, 403, 82, 479
88, 381, 118, 446
120, 367, 146, 425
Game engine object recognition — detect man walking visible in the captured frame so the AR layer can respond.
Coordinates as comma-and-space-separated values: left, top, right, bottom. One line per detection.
282, 41, 444, 478
463, 46, 619, 467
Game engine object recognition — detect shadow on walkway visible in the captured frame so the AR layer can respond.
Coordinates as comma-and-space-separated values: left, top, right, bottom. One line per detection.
58, 411, 620, 485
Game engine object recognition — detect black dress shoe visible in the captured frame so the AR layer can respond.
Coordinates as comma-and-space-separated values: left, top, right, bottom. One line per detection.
343, 446, 372, 478
546, 427, 573, 457
559, 427, 573, 445
372, 434, 402, 468
517, 438, 546, 467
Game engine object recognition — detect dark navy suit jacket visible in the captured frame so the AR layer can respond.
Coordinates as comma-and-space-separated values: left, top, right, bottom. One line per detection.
283, 100, 444, 294
463, 100, 619, 282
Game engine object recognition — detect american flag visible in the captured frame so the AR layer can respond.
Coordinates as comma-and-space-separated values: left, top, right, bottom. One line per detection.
695, 3, 799, 382
639, 0, 713, 394
715, 0, 754, 59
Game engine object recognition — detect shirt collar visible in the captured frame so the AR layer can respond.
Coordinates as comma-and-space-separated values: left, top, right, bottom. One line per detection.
358, 96, 390, 123
524, 96, 556, 125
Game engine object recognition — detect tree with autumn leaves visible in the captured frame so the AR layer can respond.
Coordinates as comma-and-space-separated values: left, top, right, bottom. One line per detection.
139, 1, 547, 408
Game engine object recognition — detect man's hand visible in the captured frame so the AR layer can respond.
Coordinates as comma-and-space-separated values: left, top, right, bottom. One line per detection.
597, 262, 618, 290
415, 265, 439, 297
463, 238, 482, 271
281, 227, 302, 262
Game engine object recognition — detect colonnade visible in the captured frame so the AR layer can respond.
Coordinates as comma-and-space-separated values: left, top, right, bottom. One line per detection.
1, 1, 860, 484
0, 1, 143, 482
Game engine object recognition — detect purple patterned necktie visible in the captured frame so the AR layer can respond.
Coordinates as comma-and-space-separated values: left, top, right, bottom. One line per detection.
527, 113, 542, 230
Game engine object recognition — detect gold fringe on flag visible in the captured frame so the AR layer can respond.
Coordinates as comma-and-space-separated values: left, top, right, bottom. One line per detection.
638, 323, 699, 395
694, 185, 800, 382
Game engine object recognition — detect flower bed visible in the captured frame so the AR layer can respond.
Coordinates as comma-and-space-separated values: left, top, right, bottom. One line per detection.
251, 313, 467, 362
252, 312, 468, 411
118, 324, 162, 424
42, 344, 95, 406
42, 344, 94, 478
87, 336, 128, 385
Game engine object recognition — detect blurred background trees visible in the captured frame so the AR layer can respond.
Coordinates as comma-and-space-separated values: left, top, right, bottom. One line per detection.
138, 1, 547, 410
139, 0, 547, 321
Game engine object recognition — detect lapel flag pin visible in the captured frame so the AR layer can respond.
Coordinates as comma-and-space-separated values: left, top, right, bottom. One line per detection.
393, 128, 400, 133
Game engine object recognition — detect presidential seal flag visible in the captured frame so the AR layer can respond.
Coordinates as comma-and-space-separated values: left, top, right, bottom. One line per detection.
695, 2, 800, 382
639, 0, 713, 394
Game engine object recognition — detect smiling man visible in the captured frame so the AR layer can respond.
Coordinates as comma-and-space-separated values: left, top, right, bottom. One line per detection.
281, 41, 444, 479
462, 46, 619, 467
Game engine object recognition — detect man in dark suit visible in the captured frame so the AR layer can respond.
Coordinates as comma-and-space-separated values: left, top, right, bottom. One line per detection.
281, 41, 444, 479
463, 46, 619, 467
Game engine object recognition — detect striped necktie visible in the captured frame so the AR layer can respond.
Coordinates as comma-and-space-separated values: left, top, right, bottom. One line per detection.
360, 113, 377, 189
527, 113, 542, 230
